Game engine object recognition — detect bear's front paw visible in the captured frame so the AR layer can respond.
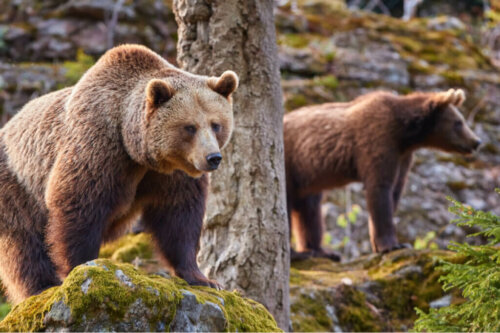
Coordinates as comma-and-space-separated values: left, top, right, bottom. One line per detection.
314, 249, 341, 262
177, 269, 222, 290
291, 248, 342, 262
380, 243, 412, 254
187, 277, 222, 290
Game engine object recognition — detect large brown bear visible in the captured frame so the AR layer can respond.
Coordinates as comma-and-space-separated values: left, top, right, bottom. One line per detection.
0, 44, 238, 304
284, 89, 481, 260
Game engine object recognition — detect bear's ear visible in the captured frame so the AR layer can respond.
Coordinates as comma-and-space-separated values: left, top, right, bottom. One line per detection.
146, 79, 175, 109
430, 88, 466, 109
208, 71, 239, 98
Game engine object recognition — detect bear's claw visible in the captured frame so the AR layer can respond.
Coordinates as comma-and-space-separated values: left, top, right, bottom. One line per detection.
380, 243, 412, 254
291, 248, 341, 262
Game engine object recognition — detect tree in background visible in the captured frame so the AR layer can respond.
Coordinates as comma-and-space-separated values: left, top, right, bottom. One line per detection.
414, 191, 500, 332
173, 0, 290, 328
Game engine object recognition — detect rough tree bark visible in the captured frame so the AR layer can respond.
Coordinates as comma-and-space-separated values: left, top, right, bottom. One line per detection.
173, 0, 290, 329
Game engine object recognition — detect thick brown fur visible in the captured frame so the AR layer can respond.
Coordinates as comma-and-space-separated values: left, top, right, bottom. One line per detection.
284, 89, 481, 259
0, 44, 238, 304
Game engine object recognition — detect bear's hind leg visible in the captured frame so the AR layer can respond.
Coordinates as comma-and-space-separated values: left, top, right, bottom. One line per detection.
0, 229, 59, 305
291, 194, 340, 262
0, 141, 59, 304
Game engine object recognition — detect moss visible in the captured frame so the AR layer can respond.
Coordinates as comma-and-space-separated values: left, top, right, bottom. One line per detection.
0, 259, 280, 332
0, 304, 10, 322
291, 292, 333, 331
281, 0, 346, 16
278, 33, 311, 49
290, 249, 463, 331
99, 233, 154, 263
336, 285, 381, 332
313, 75, 339, 90
371, 250, 456, 324
447, 181, 469, 191
60, 49, 95, 87
284, 94, 308, 111
440, 71, 465, 86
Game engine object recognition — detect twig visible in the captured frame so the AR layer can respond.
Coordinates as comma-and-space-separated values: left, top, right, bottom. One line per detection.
106, 0, 125, 50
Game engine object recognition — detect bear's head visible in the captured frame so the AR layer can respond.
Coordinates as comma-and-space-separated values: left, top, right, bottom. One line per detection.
141, 70, 239, 178
419, 89, 481, 155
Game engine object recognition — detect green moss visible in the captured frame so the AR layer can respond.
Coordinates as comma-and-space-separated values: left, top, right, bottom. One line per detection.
290, 249, 463, 331
281, 0, 346, 15
291, 292, 333, 331
337, 285, 381, 332
278, 33, 311, 49
99, 233, 154, 263
388, 35, 424, 54
313, 75, 339, 90
284, 94, 308, 111
0, 259, 280, 332
0, 304, 10, 322
441, 71, 465, 86
60, 49, 95, 87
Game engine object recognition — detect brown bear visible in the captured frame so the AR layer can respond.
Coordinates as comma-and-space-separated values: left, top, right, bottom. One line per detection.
0, 44, 238, 304
284, 89, 481, 260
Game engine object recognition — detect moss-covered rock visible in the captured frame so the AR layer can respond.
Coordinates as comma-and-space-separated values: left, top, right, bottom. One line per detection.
290, 248, 462, 332
0, 259, 280, 332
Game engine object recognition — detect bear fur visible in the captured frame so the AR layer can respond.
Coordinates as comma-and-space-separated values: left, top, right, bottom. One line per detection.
0, 44, 238, 304
284, 89, 481, 259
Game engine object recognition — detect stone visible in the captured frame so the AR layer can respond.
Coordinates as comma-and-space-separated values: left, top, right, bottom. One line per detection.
0, 259, 280, 332
429, 294, 452, 309
290, 248, 462, 331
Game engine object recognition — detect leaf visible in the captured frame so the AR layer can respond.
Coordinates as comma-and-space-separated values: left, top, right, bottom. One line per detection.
337, 214, 348, 228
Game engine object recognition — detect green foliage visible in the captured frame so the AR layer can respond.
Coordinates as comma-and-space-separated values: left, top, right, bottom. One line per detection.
414, 190, 500, 332
337, 204, 361, 228
414, 231, 438, 250
0, 304, 10, 321
313, 75, 339, 90
62, 50, 95, 86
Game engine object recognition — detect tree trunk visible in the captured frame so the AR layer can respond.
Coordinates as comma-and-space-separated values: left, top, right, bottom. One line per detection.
173, 0, 290, 328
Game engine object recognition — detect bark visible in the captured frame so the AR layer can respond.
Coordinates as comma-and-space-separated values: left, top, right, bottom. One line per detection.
173, 0, 290, 329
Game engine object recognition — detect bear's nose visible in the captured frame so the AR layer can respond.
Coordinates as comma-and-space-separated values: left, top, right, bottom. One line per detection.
473, 139, 482, 150
206, 153, 222, 170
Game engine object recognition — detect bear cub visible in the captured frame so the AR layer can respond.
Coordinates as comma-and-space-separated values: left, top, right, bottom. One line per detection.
284, 89, 481, 260
0, 44, 238, 304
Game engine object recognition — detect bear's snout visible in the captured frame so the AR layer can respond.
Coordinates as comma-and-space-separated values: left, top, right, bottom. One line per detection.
472, 139, 482, 150
206, 152, 222, 170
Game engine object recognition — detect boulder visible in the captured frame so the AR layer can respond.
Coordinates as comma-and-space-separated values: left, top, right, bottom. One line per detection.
0, 259, 280, 332
290, 248, 462, 332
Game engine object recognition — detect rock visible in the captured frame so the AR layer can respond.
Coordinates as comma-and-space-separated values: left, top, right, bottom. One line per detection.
290, 248, 462, 331
426, 16, 466, 31
58, 0, 136, 20
0, 0, 176, 62
0, 259, 280, 332
429, 294, 452, 309
170, 290, 226, 332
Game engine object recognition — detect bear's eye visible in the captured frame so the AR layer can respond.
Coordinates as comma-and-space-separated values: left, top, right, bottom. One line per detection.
211, 123, 221, 133
184, 125, 197, 135
454, 121, 463, 129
